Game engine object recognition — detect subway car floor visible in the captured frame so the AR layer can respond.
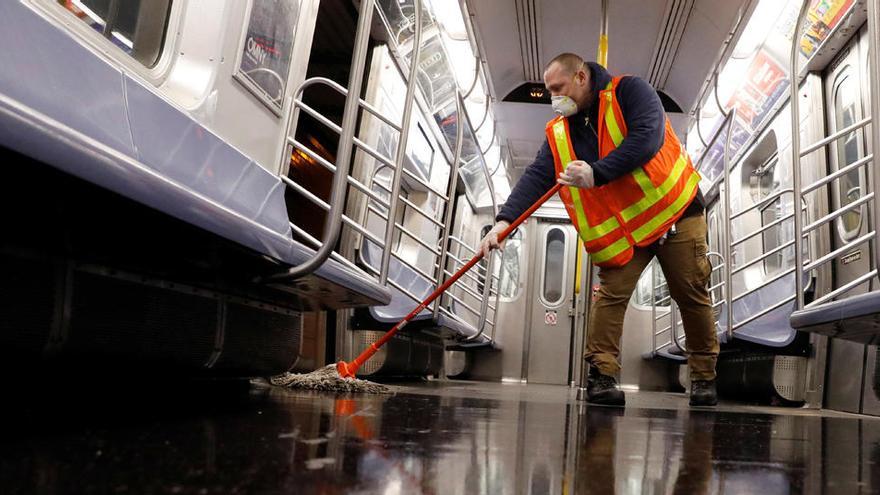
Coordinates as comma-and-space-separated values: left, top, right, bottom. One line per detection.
1, 377, 879, 494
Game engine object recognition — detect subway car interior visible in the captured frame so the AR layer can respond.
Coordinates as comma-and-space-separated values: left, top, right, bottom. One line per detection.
2, 0, 880, 493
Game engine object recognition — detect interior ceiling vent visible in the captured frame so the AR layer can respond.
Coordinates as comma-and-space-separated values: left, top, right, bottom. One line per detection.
515, 0, 542, 81
647, 0, 695, 90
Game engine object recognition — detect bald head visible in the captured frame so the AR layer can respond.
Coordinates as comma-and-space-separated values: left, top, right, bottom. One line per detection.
544, 53, 585, 77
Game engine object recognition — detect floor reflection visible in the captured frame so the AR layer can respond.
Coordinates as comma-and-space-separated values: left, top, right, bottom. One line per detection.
0, 381, 878, 494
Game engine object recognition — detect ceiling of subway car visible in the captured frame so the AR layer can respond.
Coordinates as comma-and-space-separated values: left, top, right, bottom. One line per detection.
466, 0, 755, 181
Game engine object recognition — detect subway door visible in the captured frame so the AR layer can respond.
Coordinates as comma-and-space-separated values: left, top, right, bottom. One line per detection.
859, 27, 880, 417
525, 221, 578, 385
823, 41, 870, 413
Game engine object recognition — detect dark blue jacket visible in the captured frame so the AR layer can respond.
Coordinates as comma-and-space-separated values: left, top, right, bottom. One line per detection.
497, 62, 703, 223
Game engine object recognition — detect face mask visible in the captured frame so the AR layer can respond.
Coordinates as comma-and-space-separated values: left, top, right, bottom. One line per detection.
551, 95, 578, 117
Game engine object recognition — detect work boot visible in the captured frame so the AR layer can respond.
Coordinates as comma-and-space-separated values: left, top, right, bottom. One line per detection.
689, 379, 718, 407
587, 367, 625, 406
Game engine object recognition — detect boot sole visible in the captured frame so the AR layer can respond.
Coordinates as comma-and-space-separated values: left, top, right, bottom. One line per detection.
587, 391, 626, 406
688, 397, 718, 407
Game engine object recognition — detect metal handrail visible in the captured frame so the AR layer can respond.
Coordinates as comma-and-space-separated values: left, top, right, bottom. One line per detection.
266, 0, 377, 281
803, 231, 875, 272
800, 116, 871, 156
790, 0, 810, 310
380, 0, 423, 285
803, 193, 875, 233
720, 107, 737, 340
433, 91, 466, 319
802, 153, 873, 195
463, 56, 482, 99
731, 211, 795, 248
290, 139, 392, 209
868, 0, 880, 277
733, 294, 796, 331
808, 269, 878, 307
474, 98, 491, 133
399, 196, 445, 228
729, 188, 793, 221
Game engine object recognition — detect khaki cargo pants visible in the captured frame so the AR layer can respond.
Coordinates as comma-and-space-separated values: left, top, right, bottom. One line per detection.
584, 214, 718, 381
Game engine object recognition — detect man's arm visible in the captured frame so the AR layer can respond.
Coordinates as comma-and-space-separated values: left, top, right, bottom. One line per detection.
591, 76, 666, 185
495, 140, 556, 223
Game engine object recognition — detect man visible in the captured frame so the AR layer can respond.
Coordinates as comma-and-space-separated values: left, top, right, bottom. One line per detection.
480, 53, 718, 407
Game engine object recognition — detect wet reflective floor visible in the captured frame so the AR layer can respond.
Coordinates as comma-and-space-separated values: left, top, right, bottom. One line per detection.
1, 379, 879, 494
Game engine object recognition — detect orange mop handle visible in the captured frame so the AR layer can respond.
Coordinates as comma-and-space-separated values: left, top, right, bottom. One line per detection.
337, 182, 564, 378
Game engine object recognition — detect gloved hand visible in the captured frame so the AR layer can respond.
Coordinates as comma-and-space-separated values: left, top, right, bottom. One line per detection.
557, 160, 595, 189
478, 220, 510, 257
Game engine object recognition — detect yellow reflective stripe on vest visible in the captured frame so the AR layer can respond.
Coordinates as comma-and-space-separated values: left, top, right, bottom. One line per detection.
552, 120, 622, 242
631, 169, 701, 242
590, 235, 630, 264
603, 83, 625, 148
552, 121, 592, 234
620, 150, 689, 222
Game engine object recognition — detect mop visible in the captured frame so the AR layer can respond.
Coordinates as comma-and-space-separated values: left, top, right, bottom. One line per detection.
273, 183, 564, 393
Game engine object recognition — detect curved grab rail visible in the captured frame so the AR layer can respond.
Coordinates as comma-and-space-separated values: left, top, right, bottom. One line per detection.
463, 56, 482, 99
268, 0, 424, 282
267, 0, 379, 281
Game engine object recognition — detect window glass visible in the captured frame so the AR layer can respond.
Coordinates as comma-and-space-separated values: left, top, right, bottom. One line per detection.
236, 0, 299, 111
58, 0, 172, 67
496, 231, 522, 300
833, 73, 864, 239
748, 156, 785, 273
542, 228, 566, 305
633, 263, 670, 307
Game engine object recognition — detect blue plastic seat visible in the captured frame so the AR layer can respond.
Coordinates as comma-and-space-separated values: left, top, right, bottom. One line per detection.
790, 290, 880, 345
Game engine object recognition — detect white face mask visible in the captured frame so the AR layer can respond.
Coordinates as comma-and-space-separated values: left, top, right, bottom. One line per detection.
551, 95, 578, 117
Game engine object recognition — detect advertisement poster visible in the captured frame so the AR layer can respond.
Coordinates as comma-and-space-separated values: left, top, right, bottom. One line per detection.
237, 0, 299, 111
800, 0, 855, 57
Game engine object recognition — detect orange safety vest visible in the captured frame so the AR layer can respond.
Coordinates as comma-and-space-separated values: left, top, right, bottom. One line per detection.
546, 76, 701, 267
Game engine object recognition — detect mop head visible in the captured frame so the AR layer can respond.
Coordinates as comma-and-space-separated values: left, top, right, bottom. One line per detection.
269, 364, 392, 394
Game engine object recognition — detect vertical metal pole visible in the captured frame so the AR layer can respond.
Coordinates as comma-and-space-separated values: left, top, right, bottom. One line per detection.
597, 0, 609, 68
433, 92, 466, 319
474, 118, 501, 337
651, 262, 657, 353
867, 0, 880, 275
575, 258, 593, 400
790, 1, 810, 311
380, 0, 423, 285
722, 109, 736, 340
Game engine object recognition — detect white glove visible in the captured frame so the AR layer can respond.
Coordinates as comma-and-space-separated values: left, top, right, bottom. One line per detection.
478, 221, 510, 257
557, 160, 595, 189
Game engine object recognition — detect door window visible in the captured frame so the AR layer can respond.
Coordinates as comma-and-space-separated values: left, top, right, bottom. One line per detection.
235, 0, 300, 113
832, 71, 865, 240
541, 228, 566, 305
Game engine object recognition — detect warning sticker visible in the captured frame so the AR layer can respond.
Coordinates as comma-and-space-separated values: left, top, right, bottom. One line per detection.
544, 310, 558, 326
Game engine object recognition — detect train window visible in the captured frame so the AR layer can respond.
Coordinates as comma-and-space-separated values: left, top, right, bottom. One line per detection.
234, 0, 300, 114
542, 228, 566, 305
496, 230, 523, 300
632, 263, 670, 308
832, 73, 865, 240
475, 226, 522, 300
369, 165, 408, 250
57, 0, 173, 67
